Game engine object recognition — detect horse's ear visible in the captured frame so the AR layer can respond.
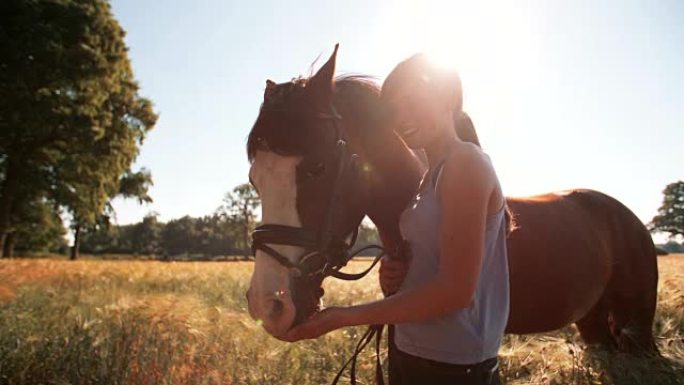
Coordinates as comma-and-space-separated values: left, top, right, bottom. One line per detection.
264, 79, 277, 101
307, 44, 338, 107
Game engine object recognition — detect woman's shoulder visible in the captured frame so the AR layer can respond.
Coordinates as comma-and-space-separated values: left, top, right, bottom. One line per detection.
440, 142, 495, 185
437, 142, 504, 215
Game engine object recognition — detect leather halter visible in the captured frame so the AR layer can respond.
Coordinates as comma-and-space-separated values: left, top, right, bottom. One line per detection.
249, 107, 392, 385
251, 108, 385, 282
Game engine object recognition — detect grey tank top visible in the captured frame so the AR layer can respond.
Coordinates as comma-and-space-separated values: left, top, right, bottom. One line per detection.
395, 161, 510, 365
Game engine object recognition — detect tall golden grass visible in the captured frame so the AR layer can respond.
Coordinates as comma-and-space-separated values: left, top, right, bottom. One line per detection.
0, 255, 682, 384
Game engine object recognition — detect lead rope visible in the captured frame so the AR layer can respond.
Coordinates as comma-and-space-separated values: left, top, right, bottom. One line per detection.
331, 324, 385, 385
329, 240, 411, 385
325, 242, 388, 385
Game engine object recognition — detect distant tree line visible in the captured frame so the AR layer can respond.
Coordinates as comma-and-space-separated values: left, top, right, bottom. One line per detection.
77, 182, 381, 260
80, 213, 244, 260
79, 183, 261, 260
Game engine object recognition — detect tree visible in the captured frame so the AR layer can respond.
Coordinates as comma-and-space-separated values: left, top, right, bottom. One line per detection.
0, 174, 58, 257
11, 198, 67, 256
0, 0, 157, 258
71, 168, 153, 260
220, 183, 260, 260
117, 168, 154, 205
194, 214, 235, 258
79, 216, 119, 255
649, 181, 684, 241
161, 216, 197, 257
130, 212, 162, 256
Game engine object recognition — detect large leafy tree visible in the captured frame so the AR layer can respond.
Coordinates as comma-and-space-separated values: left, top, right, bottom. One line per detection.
0, 0, 157, 257
650, 181, 684, 241
8, 197, 67, 256
0, 167, 55, 256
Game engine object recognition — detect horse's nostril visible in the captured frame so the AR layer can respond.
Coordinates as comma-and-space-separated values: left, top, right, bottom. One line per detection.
267, 298, 285, 319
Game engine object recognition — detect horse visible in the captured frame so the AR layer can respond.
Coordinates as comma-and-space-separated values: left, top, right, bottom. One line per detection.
245, 45, 659, 356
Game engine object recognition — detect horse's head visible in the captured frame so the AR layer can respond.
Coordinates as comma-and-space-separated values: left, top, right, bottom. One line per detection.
245, 46, 372, 337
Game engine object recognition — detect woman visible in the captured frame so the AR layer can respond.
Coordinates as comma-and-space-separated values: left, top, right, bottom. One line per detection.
284, 54, 510, 385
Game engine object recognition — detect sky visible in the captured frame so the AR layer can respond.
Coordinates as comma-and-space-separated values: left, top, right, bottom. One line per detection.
109, 0, 683, 241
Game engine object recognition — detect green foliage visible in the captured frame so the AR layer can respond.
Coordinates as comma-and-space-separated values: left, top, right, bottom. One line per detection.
129, 213, 162, 255
193, 214, 236, 257
77, 183, 261, 259
650, 181, 684, 240
74, 168, 154, 258
12, 199, 68, 255
0, 0, 157, 256
80, 213, 243, 259
160, 216, 198, 256
219, 183, 260, 259
117, 168, 153, 205
162, 215, 197, 255
659, 241, 684, 254
78, 217, 119, 254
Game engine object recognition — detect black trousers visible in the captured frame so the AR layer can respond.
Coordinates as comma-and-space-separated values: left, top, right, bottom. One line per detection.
387, 327, 502, 385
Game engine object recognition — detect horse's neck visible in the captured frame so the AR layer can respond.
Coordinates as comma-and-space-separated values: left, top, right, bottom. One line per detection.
362, 132, 423, 251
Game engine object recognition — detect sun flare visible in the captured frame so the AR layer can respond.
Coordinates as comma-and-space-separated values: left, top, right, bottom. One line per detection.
376, 0, 540, 195
378, 1, 538, 85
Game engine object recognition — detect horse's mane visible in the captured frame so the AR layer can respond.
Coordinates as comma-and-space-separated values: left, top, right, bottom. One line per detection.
246, 72, 485, 157
246, 73, 514, 232
246, 75, 383, 162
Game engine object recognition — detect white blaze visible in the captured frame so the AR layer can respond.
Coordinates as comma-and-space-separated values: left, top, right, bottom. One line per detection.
247, 151, 303, 336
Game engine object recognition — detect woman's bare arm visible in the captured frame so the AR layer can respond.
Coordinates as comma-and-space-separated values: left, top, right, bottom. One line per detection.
282, 144, 498, 341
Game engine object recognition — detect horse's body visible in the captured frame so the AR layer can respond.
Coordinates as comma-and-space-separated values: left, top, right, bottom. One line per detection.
246, 47, 658, 353
505, 191, 658, 351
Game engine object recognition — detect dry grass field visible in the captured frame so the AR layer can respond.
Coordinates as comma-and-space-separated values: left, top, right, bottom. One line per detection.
0, 255, 682, 384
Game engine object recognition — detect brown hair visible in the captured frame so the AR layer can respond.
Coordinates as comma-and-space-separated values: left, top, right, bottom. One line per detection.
382, 54, 518, 233
382, 53, 481, 148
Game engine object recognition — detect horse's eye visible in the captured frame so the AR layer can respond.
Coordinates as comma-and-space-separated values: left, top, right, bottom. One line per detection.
306, 162, 325, 179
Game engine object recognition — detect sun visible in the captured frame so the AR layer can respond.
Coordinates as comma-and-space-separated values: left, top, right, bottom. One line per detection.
376, 0, 538, 90
374, 0, 540, 195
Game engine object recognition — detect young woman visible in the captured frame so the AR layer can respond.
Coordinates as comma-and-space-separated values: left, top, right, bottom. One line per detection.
283, 54, 510, 385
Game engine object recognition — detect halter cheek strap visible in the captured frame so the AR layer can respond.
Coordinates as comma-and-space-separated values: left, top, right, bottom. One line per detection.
250, 130, 385, 282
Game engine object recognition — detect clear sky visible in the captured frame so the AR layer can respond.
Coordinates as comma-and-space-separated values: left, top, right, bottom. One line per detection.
109, 0, 683, 241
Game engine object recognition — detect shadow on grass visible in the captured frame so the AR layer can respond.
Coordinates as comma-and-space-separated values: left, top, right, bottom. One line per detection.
581, 347, 684, 385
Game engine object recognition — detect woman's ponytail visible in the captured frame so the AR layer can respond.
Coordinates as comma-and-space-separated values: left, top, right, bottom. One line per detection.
454, 110, 481, 148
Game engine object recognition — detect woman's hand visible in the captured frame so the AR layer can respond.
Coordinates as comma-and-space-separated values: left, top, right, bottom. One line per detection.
279, 307, 347, 342
379, 255, 409, 296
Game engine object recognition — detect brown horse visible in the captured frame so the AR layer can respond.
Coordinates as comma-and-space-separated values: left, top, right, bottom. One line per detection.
245, 46, 658, 354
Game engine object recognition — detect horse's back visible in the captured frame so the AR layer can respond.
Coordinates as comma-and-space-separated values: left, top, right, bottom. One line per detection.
503, 189, 657, 335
